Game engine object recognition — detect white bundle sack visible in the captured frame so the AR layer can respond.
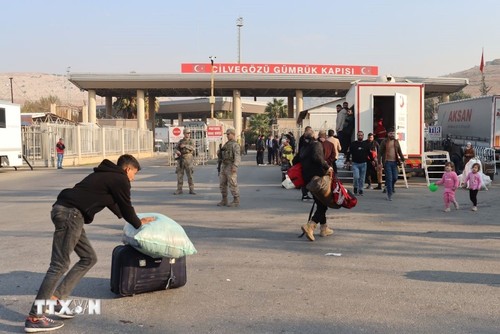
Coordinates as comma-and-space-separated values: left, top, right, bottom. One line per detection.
123, 213, 197, 259
458, 158, 491, 190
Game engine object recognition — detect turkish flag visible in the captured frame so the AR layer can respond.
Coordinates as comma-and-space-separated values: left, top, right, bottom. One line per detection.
480, 49, 484, 73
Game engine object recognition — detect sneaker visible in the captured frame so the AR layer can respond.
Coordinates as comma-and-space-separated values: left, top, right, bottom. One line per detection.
301, 195, 313, 201
365, 185, 373, 189
472, 206, 477, 211
444, 208, 451, 212
374, 185, 382, 190
25, 316, 64, 333
358, 190, 364, 196
453, 201, 459, 210
386, 195, 392, 201
50, 303, 75, 319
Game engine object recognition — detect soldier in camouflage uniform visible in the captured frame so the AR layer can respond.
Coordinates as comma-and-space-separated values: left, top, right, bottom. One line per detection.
174, 128, 196, 195
217, 128, 241, 207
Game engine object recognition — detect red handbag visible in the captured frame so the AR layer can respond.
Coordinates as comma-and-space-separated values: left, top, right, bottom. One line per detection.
286, 162, 305, 188
332, 175, 357, 209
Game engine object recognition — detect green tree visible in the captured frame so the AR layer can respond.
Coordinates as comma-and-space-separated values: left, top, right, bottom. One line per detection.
21, 95, 61, 113
448, 91, 472, 101
112, 96, 159, 119
265, 98, 288, 123
479, 73, 491, 96
424, 90, 472, 125
248, 113, 270, 135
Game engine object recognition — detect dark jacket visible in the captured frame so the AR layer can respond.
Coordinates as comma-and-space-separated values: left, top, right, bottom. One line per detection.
346, 140, 373, 164
54, 159, 142, 228
292, 139, 330, 184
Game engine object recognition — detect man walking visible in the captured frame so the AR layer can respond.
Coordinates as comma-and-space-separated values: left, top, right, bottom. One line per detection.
345, 131, 372, 196
365, 133, 381, 189
174, 128, 196, 195
378, 128, 405, 201
217, 128, 241, 207
327, 129, 342, 173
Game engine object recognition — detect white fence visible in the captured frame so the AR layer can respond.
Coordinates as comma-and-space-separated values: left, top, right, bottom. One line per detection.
22, 123, 153, 167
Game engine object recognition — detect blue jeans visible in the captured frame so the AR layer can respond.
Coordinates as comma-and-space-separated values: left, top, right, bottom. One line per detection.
57, 153, 64, 168
29, 205, 97, 316
352, 162, 367, 191
384, 161, 399, 197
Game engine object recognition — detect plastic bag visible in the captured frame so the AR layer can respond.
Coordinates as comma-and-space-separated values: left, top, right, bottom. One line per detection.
123, 213, 197, 259
281, 175, 296, 189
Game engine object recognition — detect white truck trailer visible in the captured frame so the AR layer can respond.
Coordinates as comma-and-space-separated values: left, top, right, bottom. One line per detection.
0, 101, 23, 168
437, 95, 500, 150
345, 80, 426, 170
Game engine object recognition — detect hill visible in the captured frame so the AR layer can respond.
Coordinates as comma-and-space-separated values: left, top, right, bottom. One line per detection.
0, 72, 87, 106
444, 59, 500, 96
2, 61, 500, 107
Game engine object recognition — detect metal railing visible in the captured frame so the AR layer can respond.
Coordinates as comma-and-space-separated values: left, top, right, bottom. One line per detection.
22, 123, 153, 167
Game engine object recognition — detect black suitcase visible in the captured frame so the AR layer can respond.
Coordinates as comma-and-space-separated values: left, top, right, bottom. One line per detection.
110, 245, 187, 296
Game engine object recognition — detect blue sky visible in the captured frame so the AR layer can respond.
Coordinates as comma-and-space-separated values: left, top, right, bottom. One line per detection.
2, 0, 499, 77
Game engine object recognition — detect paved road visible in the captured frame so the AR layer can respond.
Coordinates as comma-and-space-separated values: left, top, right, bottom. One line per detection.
0, 153, 499, 333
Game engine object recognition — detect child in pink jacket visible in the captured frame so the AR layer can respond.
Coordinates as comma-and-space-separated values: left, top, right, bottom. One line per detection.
463, 162, 483, 211
435, 161, 459, 212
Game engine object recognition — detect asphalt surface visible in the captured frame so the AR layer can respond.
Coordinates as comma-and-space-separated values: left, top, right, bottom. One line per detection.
0, 152, 499, 334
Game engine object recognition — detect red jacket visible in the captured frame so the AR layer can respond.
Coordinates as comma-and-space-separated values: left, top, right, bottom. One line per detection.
56, 141, 65, 154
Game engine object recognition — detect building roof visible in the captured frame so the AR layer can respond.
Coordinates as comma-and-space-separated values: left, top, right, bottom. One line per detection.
69, 73, 469, 99
157, 97, 267, 120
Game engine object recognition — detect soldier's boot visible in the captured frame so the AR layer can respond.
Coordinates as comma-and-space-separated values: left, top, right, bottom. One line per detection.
301, 221, 317, 241
173, 189, 183, 195
227, 196, 240, 207
217, 196, 228, 206
189, 188, 196, 195
319, 224, 334, 237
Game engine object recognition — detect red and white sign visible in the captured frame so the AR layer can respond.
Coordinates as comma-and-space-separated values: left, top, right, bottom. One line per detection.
168, 126, 184, 143
207, 125, 223, 141
181, 63, 378, 76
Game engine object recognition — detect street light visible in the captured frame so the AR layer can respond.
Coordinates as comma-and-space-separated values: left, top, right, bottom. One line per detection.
209, 56, 216, 118
236, 17, 243, 63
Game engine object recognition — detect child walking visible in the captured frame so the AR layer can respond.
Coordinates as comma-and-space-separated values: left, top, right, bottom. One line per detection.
463, 162, 483, 211
435, 161, 459, 212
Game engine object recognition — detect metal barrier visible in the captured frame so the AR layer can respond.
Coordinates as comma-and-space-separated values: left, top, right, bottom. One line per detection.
22, 123, 153, 167
425, 139, 497, 178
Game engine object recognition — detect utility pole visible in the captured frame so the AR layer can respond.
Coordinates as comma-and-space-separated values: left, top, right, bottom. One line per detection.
9, 77, 13, 103
209, 56, 216, 118
236, 17, 243, 63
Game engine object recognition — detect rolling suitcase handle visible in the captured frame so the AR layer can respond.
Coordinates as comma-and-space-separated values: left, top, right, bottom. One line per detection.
165, 258, 177, 289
